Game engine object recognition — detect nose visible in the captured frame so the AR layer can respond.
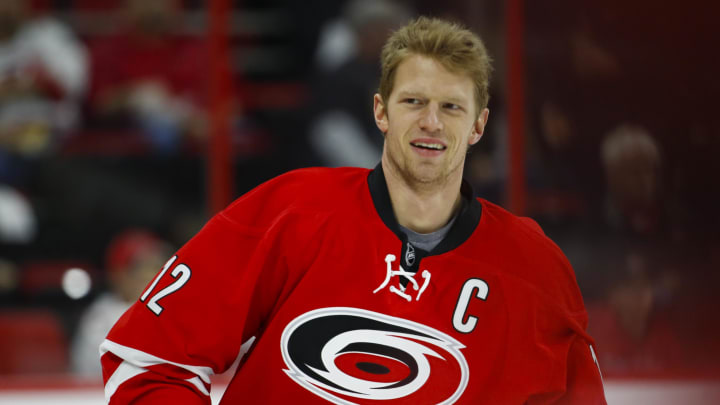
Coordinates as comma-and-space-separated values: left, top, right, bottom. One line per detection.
418, 103, 443, 133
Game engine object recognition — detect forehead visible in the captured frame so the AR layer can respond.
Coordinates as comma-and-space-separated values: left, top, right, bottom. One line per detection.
391, 54, 475, 104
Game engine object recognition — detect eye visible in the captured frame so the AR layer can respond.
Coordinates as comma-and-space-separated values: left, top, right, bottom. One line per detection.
403, 98, 422, 105
442, 103, 461, 111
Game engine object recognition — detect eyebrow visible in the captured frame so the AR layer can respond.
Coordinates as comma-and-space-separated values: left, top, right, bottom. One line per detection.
441, 94, 471, 105
396, 91, 424, 100
396, 91, 469, 106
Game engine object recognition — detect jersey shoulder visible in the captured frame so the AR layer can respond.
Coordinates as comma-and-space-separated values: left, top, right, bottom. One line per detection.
476, 198, 587, 318
478, 198, 549, 241
221, 166, 371, 225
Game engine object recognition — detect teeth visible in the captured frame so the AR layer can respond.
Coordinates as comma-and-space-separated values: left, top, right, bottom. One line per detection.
412, 142, 445, 150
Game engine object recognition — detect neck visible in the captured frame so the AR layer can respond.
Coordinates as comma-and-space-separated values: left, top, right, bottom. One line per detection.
382, 157, 464, 234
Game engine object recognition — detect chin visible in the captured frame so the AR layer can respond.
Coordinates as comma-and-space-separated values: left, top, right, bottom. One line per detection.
407, 167, 446, 185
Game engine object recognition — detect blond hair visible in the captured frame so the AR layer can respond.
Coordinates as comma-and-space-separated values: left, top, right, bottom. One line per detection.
378, 17, 492, 115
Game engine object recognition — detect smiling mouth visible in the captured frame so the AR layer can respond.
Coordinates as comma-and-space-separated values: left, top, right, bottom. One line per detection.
410, 141, 447, 151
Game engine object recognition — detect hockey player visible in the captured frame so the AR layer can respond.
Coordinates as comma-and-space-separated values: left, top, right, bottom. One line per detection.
101, 17, 607, 404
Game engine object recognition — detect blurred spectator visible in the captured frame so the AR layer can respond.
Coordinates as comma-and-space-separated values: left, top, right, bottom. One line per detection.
70, 228, 172, 377
0, 0, 88, 183
570, 125, 671, 292
87, 0, 208, 154
308, 0, 412, 168
600, 124, 665, 235
574, 125, 712, 377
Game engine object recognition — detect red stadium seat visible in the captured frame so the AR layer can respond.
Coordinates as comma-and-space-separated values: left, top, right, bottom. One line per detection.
0, 310, 69, 375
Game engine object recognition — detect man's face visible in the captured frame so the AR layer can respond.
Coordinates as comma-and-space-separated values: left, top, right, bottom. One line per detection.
374, 54, 489, 187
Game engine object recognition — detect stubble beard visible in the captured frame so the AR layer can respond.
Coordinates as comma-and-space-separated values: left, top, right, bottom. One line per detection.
385, 136, 468, 192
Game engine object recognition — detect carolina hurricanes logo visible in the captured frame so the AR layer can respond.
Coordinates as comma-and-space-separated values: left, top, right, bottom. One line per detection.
280, 307, 469, 404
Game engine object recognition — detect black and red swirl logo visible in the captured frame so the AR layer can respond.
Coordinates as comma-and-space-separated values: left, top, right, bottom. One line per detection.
280, 307, 468, 404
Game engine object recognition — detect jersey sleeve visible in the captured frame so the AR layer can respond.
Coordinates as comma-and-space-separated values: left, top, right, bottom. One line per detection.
519, 215, 607, 404
548, 254, 607, 404
553, 245, 607, 404
531, 268, 607, 404
99, 173, 324, 404
556, 335, 606, 404
99, 213, 264, 404
525, 330, 606, 405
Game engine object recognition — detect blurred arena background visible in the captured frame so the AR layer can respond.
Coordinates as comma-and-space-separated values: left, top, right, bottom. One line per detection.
0, 0, 718, 403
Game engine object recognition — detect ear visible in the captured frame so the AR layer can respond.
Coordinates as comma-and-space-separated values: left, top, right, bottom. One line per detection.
373, 93, 389, 134
469, 108, 490, 146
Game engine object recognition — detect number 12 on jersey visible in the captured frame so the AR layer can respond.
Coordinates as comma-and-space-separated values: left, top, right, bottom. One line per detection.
140, 255, 192, 316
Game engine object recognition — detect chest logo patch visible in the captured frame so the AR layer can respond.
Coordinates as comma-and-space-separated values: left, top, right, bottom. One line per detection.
281, 307, 469, 404
374, 254, 431, 302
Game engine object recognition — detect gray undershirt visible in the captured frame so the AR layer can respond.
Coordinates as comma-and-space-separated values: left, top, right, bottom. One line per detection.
399, 209, 460, 252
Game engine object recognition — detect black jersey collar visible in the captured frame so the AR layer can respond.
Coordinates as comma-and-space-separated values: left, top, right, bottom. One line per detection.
367, 163, 482, 257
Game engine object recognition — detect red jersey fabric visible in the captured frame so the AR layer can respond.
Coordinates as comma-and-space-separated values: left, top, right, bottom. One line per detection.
101, 166, 606, 404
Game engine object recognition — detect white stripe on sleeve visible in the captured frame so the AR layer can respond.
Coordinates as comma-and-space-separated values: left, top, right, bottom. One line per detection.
100, 339, 215, 403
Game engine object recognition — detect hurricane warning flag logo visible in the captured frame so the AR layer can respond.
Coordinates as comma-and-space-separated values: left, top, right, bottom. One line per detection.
280, 307, 469, 404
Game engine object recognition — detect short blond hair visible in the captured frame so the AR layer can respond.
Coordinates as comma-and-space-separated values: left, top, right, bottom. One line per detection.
378, 17, 492, 115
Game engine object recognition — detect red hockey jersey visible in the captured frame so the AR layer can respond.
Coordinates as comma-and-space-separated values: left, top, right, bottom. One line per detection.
101, 166, 606, 404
